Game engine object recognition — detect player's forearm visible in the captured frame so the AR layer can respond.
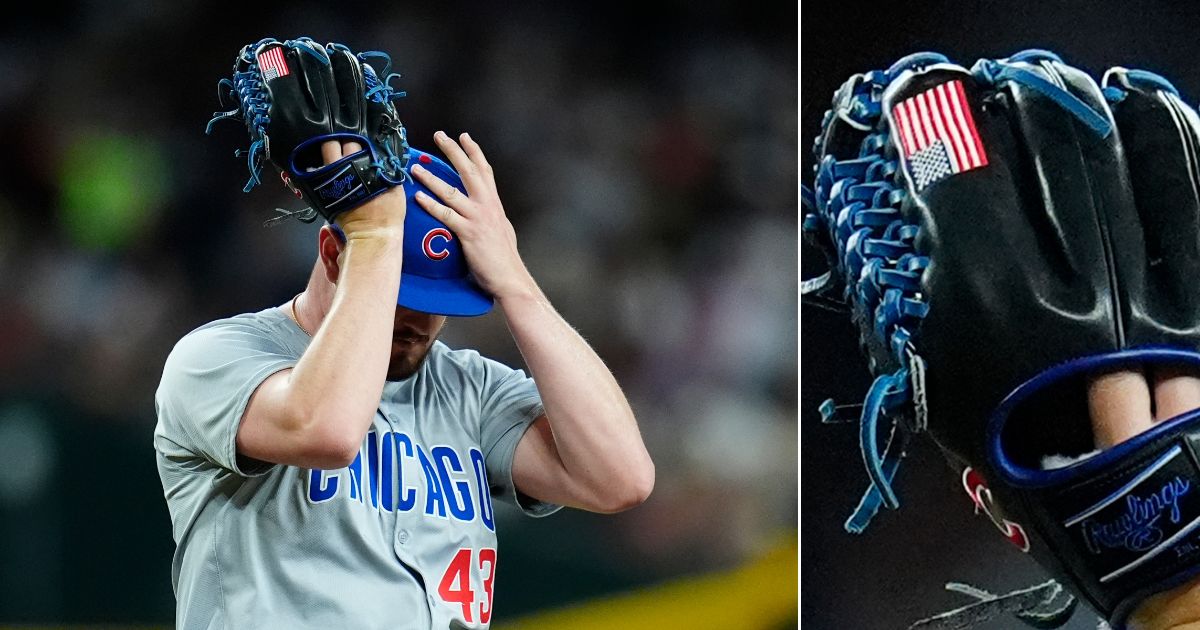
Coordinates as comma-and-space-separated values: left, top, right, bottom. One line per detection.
286, 233, 404, 457
498, 282, 655, 504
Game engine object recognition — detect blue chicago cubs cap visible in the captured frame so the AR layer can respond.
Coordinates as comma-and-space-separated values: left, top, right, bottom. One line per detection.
331, 147, 493, 317
394, 148, 493, 316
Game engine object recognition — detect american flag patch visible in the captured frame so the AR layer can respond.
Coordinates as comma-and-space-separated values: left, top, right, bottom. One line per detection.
257, 46, 290, 82
892, 80, 988, 191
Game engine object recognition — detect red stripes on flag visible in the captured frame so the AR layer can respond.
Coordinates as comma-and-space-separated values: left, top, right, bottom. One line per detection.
257, 46, 290, 80
892, 80, 987, 172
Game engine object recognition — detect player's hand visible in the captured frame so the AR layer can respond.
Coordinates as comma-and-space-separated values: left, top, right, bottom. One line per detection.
409, 131, 537, 300
1089, 368, 1200, 448
1090, 369, 1200, 630
319, 140, 407, 241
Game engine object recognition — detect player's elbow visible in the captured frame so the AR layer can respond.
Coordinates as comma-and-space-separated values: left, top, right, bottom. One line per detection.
276, 405, 364, 469
595, 460, 655, 513
302, 420, 364, 469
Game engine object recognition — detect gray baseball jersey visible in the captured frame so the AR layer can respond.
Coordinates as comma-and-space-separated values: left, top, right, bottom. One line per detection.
154, 306, 560, 629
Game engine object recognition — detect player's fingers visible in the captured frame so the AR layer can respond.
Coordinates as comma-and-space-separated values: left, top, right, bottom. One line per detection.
434, 130, 485, 194
411, 163, 475, 216
1088, 369, 1155, 449
458, 133, 495, 183
1151, 366, 1200, 421
413, 190, 465, 232
342, 141, 364, 156
321, 140, 342, 166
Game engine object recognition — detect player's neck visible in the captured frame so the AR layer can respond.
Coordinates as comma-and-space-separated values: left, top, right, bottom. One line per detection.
295, 262, 334, 334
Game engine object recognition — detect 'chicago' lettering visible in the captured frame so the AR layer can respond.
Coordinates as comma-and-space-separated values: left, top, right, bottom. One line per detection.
307, 430, 497, 531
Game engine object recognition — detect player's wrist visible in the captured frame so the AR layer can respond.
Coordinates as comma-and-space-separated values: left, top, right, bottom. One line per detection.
341, 226, 405, 246
491, 270, 541, 305
334, 182, 408, 238
1128, 576, 1200, 630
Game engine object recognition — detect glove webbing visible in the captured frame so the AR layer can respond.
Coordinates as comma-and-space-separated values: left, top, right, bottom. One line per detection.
803, 54, 935, 532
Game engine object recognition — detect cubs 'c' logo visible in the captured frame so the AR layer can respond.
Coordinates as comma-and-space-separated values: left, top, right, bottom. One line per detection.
962, 467, 1031, 552
423, 228, 453, 260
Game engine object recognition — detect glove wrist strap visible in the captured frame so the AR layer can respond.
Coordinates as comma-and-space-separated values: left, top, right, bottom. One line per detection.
989, 350, 1200, 626
287, 134, 397, 222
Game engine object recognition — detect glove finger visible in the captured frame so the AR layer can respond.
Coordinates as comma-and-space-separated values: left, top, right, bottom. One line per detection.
327, 44, 366, 138
1104, 68, 1200, 342
284, 39, 336, 170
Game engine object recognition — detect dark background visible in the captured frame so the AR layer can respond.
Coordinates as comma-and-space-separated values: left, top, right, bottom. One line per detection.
801, 1, 1200, 629
0, 0, 797, 625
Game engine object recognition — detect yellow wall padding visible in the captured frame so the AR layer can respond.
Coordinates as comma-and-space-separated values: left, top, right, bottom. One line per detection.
498, 531, 798, 630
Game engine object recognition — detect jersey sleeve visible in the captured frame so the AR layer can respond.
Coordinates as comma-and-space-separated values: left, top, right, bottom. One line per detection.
154, 319, 298, 476
475, 355, 562, 518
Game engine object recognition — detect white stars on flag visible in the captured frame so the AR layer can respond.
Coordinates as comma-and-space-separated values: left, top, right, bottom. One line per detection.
892, 80, 988, 191
257, 46, 290, 82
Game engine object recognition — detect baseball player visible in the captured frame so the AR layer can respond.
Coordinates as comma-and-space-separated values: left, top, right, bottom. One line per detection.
155, 38, 654, 629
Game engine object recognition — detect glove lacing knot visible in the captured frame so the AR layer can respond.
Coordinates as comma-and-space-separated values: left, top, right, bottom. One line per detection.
356, 52, 412, 183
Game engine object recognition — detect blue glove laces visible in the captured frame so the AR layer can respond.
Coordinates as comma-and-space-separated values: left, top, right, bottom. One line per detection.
972, 49, 1112, 138
803, 51, 937, 533
358, 53, 411, 183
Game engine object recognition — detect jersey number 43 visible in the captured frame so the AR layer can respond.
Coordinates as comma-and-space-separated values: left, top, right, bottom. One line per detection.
439, 547, 497, 625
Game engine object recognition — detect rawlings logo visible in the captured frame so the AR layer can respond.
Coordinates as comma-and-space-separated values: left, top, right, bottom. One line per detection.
319, 174, 357, 201
423, 228, 452, 260
962, 467, 1031, 552
1080, 477, 1191, 554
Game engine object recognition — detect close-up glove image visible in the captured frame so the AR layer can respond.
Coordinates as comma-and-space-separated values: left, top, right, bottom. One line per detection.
803, 3, 1200, 629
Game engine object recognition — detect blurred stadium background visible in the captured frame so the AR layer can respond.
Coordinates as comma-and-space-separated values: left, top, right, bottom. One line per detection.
0, 0, 797, 627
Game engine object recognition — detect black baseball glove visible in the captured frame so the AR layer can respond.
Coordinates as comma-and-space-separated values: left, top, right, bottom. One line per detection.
206, 36, 410, 223
804, 49, 1200, 628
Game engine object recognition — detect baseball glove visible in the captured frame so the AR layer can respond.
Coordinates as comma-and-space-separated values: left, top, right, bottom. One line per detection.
206, 36, 410, 223
804, 49, 1200, 628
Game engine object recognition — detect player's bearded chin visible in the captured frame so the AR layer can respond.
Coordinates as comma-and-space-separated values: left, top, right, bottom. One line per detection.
387, 328, 437, 380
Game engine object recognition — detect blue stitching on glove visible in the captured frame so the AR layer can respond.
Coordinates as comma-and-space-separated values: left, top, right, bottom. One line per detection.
885, 52, 950, 80
1126, 68, 1180, 96
284, 36, 329, 64
1005, 48, 1064, 65
972, 58, 1113, 138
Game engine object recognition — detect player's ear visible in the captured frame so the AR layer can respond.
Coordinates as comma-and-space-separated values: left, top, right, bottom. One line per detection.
318, 224, 345, 283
